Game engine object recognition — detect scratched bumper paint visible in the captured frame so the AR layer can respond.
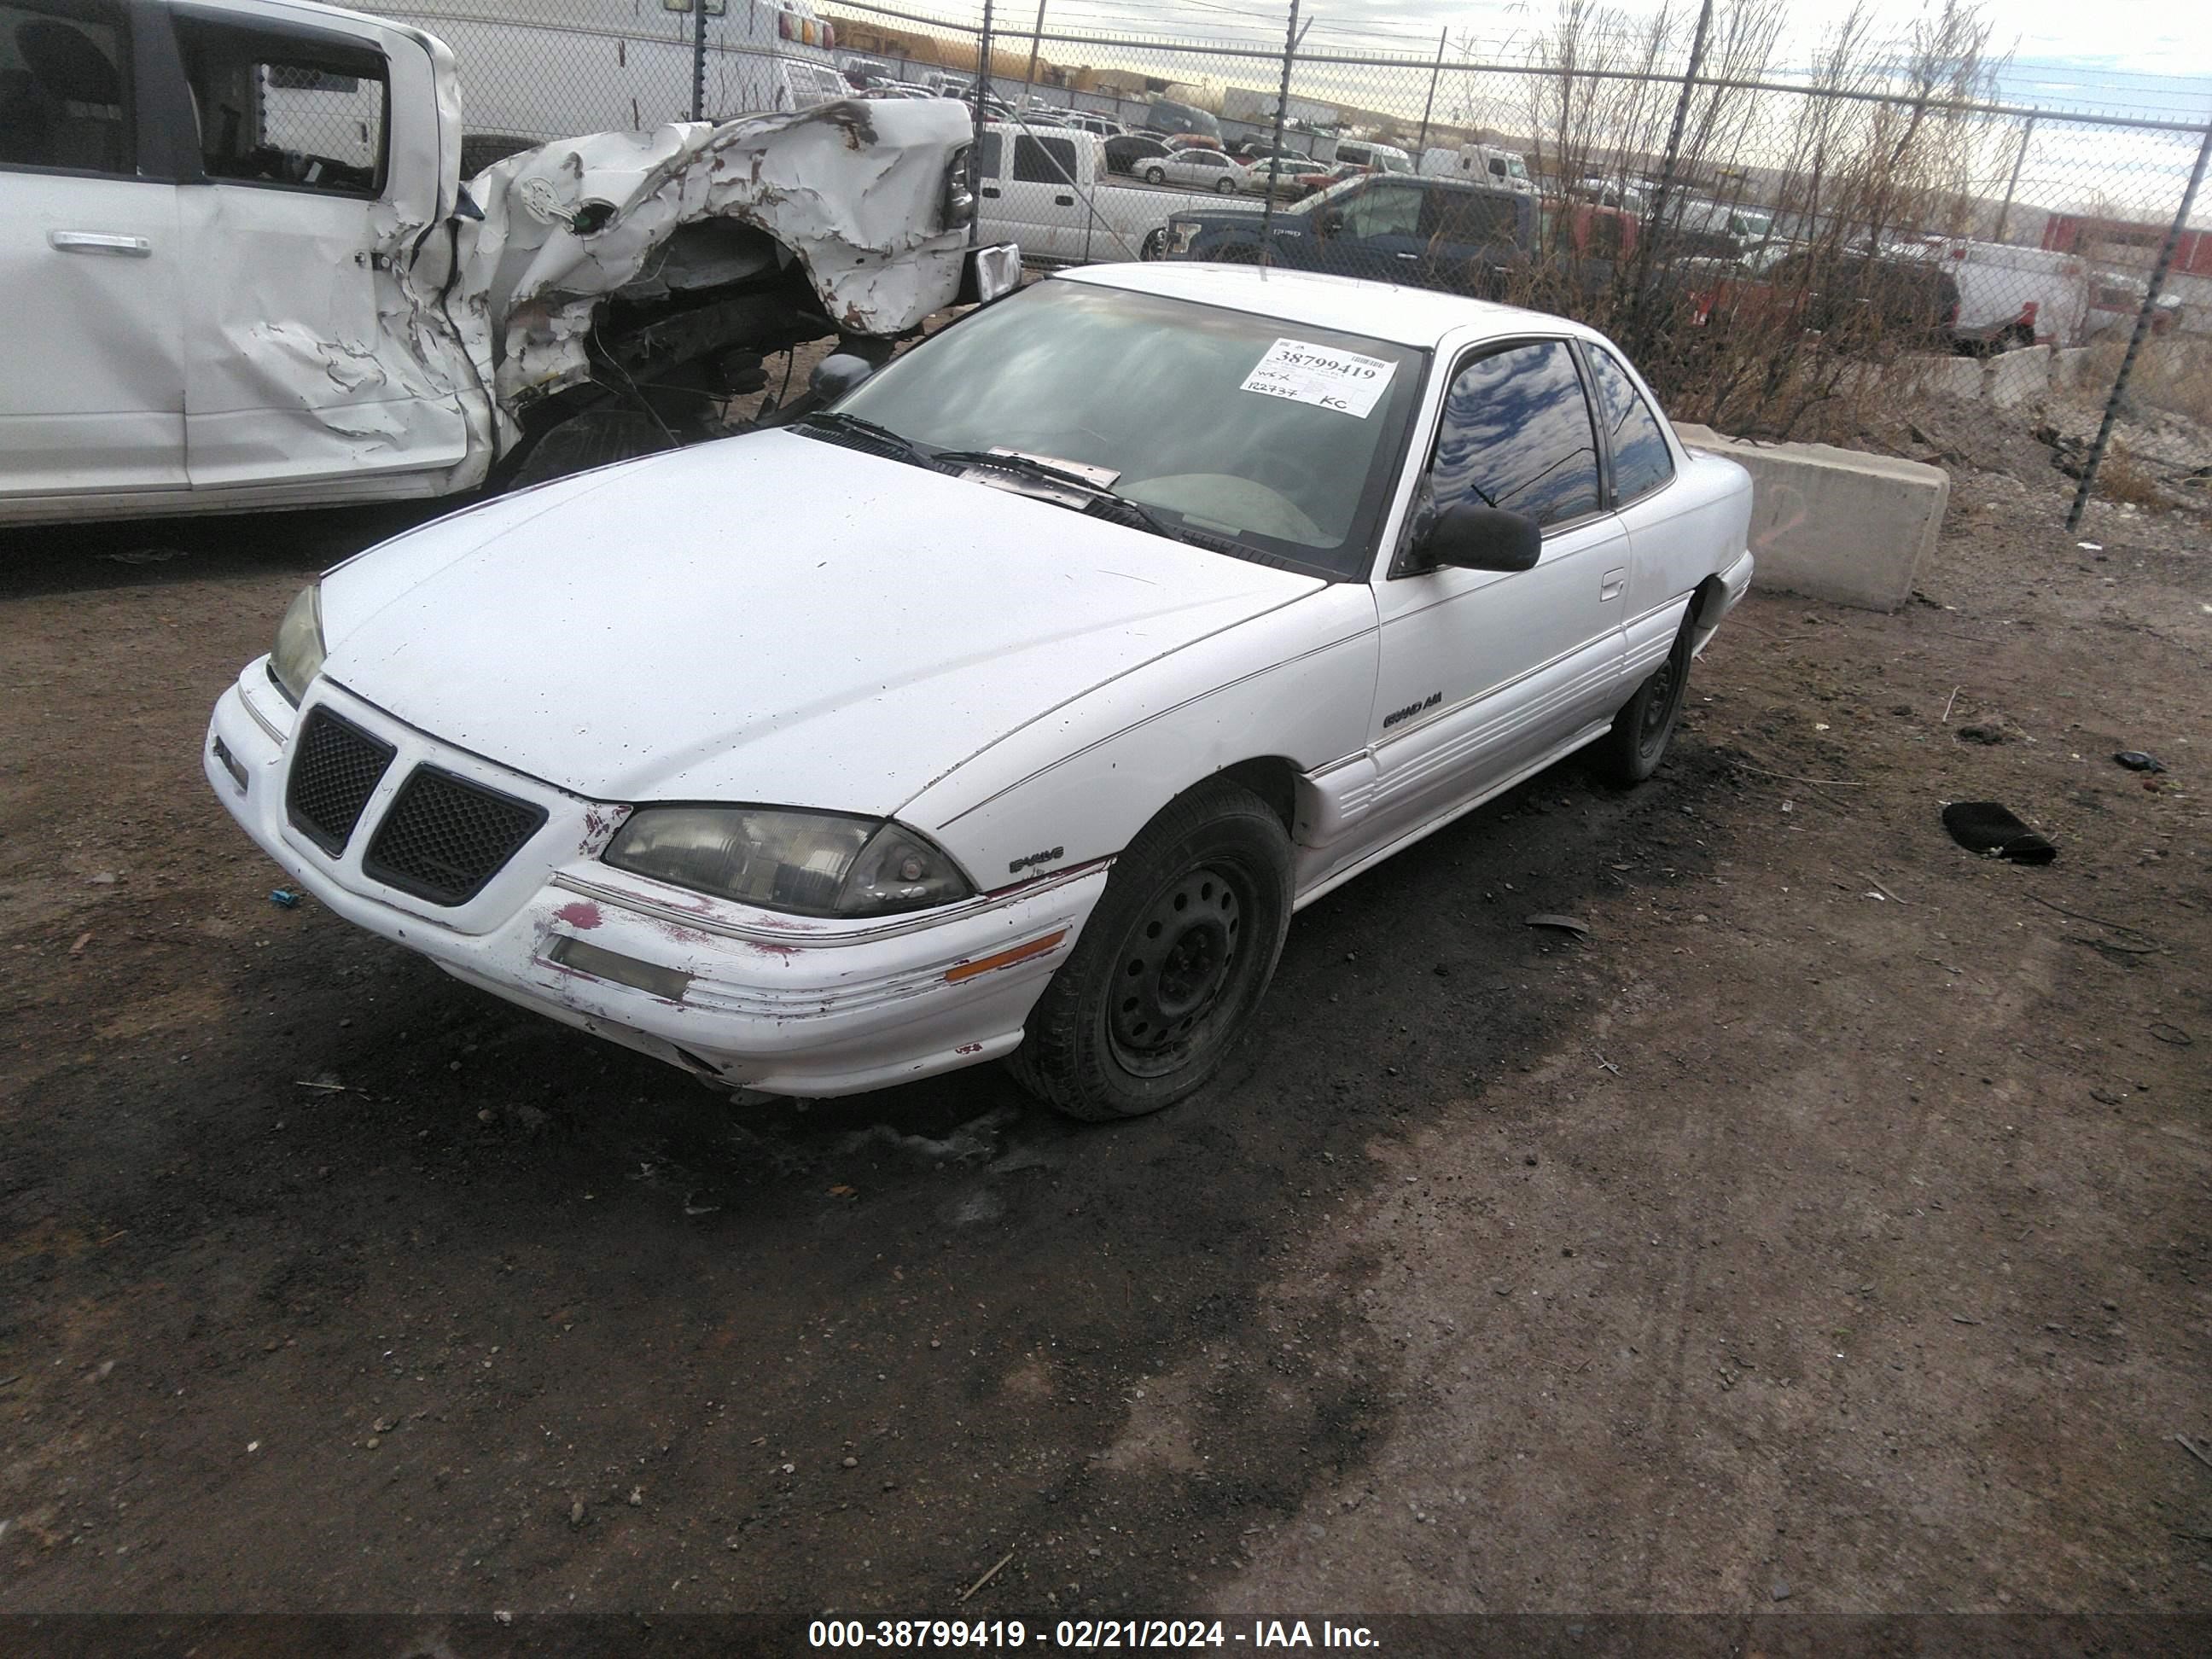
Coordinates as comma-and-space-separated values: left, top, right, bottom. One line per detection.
203, 663, 1103, 1098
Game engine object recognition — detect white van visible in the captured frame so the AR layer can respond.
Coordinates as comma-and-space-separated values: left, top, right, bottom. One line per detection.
370, 0, 853, 136
1335, 139, 1412, 174
1418, 144, 1533, 193
1939, 241, 2091, 348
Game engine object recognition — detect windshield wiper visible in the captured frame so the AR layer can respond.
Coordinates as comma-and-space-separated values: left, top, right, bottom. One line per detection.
931, 448, 1185, 543
791, 410, 935, 468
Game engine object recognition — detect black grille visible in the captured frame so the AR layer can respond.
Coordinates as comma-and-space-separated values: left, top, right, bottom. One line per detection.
363, 766, 547, 906
286, 707, 395, 856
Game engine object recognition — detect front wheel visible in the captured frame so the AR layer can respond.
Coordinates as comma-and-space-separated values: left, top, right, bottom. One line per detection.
1214, 176, 1237, 194
1139, 227, 1165, 260
1008, 781, 1292, 1121
1144, 166, 1167, 184
1593, 614, 1693, 785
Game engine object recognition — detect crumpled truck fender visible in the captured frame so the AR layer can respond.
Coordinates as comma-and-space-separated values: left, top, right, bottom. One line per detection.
420, 98, 974, 436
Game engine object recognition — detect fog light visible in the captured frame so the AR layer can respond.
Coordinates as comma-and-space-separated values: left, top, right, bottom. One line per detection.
212, 736, 248, 795
549, 936, 693, 1003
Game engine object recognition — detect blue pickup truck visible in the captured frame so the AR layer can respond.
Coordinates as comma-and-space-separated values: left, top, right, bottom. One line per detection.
1157, 175, 1538, 298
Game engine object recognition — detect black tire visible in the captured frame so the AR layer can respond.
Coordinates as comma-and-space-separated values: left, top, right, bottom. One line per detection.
1214, 176, 1237, 194
1594, 613, 1694, 785
1144, 166, 1167, 184
1008, 782, 1292, 1121
1139, 227, 1165, 260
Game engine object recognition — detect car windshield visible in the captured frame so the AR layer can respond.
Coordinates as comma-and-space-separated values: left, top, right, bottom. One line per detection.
827, 281, 1425, 579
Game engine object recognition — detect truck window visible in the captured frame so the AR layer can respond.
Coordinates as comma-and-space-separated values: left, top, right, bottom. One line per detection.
1338, 181, 1421, 240
1423, 189, 1517, 247
171, 14, 387, 197
1012, 135, 1078, 184
0, 0, 132, 177
1429, 341, 1600, 528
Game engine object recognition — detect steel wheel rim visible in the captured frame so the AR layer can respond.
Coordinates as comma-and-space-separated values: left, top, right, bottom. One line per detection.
1107, 863, 1249, 1078
1639, 659, 1679, 751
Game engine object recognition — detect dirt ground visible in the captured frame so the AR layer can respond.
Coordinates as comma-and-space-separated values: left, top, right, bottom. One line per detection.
1, 375, 2208, 1642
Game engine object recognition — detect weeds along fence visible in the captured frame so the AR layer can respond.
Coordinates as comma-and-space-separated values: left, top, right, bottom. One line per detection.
358, 1, 2211, 515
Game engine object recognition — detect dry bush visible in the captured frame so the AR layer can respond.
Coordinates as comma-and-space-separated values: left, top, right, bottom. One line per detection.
2093, 453, 2170, 509
1502, 0, 2011, 439
2116, 335, 2212, 427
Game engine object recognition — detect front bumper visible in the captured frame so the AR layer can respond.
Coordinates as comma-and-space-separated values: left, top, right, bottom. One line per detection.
204, 665, 1104, 1097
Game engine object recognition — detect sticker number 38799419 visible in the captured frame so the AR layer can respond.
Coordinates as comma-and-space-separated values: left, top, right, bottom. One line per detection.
1238, 338, 1399, 418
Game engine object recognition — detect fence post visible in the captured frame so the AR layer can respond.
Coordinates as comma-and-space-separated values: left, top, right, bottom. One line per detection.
1993, 114, 2034, 244
1259, 0, 1300, 267
690, 0, 707, 123
1416, 26, 1447, 154
969, 0, 994, 247
1628, 0, 1714, 353
2066, 119, 2212, 531
1021, 0, 1047, 110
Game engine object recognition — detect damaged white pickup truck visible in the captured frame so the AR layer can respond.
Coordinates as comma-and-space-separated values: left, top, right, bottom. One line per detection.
0, 0, 1014, 524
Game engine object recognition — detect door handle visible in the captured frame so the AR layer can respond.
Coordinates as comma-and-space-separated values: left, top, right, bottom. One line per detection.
1054, 194, 1074, 207
1393, 250, 1420, 261
980, 186, 1000, 198
1600, 566, 1627, 602
49, 230, 152, 257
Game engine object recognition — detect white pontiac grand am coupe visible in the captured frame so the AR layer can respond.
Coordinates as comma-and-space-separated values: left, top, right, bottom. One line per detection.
207, 263, 1753, 1121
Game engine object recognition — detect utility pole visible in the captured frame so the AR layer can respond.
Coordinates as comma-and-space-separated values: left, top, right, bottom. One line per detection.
968, 0, 994, 247
1020, 0, 1046, 114
1993, 114, 2035, 245
1259, 0, 1300, 266
690, 0, 707, 123
1416, 26, 1447, 154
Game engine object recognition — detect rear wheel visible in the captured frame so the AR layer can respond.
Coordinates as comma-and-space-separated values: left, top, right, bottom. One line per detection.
1008, 782, 1292, 1121
1214, 176, 1237, 194
1593, 614, 1694, 785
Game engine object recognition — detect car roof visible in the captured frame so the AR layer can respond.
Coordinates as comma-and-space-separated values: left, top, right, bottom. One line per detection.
1053, 262, 1600, 352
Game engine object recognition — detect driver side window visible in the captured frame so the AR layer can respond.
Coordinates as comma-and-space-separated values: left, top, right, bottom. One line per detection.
1429, 341, 1600, 528
171, 15, 387, 196
1338, 182, 1421, 240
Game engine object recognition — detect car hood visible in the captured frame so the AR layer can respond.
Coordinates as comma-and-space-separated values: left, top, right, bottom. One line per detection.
317, 431, 1323, 814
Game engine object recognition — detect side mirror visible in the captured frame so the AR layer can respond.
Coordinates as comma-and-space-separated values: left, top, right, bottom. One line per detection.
1418, 502, 1541, 573
1317, 209, 1344, 237
809, 353, 876, 402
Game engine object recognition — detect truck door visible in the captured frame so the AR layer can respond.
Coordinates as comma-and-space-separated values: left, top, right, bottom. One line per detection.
0, 0, 187, 509
167, 2, 470, 492
1312, 178, 1426, 285
1417, 187, 1522, 299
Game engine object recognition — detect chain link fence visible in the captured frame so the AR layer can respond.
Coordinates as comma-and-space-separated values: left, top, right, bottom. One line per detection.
353, 0, 2211, 516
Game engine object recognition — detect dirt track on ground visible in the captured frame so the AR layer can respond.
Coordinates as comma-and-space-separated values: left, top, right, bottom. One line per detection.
1, 408, 2207, 1633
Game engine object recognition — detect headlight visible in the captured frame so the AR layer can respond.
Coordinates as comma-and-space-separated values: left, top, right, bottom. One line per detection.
943, 146, 976, 229
270, 582, 326, 706
603, 806, 974, 918
1166, 219, 1199, 256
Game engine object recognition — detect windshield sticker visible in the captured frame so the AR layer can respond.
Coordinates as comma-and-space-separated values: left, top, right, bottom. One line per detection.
1239, 338, 1398, 418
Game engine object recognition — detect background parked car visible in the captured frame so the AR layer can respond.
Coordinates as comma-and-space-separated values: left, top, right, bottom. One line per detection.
1165, 175, 1534, 295
1105, 134, 1173, 175
1144, 148, 1246, 193
1239, 156, 1313, 199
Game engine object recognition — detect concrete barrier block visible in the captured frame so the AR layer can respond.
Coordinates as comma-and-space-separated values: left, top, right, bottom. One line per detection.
2051, 346, 2104, 393
1674, 422, 1949, 613
1985, 344, 2053, 408
1898, 353, 1986, 400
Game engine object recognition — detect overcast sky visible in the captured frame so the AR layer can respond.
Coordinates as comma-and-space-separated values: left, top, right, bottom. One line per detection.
981, 0, 2212, 119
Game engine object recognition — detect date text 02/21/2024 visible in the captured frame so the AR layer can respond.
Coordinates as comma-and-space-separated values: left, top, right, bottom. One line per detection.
806, 1618, 1381, 1649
